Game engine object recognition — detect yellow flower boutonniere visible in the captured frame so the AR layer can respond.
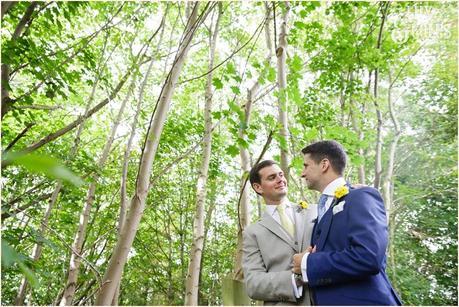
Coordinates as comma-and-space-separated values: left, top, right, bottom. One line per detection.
299, 201, 309, 209
334, 185, 349, 199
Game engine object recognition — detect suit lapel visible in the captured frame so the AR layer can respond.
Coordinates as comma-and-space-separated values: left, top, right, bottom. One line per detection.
293, 209, 305, 251
299, 205, 317, 251
314, 188, 351, 251
315, 201, 336, 251
259, 212, 298, 252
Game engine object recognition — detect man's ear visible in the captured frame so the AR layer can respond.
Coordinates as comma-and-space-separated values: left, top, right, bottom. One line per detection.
252, 183, 263, 195
321, 158, 331, 173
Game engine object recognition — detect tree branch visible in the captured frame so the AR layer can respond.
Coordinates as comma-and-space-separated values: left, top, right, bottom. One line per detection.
3, 121, 35, 153
237, 130, 274, 231
177, 12, 268, 85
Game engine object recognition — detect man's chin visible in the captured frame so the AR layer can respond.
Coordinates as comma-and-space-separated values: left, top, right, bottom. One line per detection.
277, 190, 287, 196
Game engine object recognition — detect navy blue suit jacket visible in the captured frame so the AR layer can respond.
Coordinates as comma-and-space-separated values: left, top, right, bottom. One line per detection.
307, 186, 402, 305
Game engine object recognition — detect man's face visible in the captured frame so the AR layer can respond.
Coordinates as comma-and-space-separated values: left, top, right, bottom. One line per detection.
253, 164, 287, 202
301, 153, 324, 192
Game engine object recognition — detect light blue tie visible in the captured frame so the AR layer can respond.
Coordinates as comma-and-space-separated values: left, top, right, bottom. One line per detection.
317, 194, 329, 223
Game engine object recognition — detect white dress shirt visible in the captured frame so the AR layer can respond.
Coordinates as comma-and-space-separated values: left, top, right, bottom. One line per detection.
301, 177, 346, 283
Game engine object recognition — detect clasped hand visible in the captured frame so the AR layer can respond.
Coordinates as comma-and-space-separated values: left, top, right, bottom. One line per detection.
292, 245, 316, 274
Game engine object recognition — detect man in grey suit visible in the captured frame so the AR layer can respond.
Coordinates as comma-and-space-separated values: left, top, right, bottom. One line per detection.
242, 160, 317, 305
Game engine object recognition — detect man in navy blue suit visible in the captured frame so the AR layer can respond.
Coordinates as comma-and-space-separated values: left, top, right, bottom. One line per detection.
292, 140, 402, 305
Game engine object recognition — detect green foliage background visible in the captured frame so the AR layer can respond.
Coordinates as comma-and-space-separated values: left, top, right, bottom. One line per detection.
1, 1, 457, 305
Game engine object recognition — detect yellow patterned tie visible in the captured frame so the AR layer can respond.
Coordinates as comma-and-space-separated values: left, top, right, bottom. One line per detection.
277, 203, 295, 237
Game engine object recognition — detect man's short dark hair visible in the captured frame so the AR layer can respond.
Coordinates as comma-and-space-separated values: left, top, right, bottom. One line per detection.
301, 140, 347, 175
249, 160, 278, 186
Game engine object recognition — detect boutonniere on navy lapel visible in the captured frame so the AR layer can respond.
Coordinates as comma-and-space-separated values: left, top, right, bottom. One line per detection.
331, 185, 349, 214
295, 200, 309, 212
334, 185, 349, 199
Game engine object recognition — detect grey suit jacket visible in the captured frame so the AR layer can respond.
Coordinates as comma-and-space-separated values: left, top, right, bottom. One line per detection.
242, 202, 317, 305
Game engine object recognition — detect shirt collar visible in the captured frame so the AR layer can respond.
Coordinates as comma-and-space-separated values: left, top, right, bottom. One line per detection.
265, 198, 292, 216
322, 177, 346, 196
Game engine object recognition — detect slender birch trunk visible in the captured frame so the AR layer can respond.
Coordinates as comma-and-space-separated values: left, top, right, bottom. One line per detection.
113, 8, 169, 305
95, 4, 204, 305
383, 70, 400, 226
357, 71, 373, 184
59, 70, 137, 306
373, 2, 389, 189
232, 85, 256, 282
350, 74, 366, 184
15, 185, 59, 305
185, 5, 221, 305
233, 3, 273, 282
276, 2, 291, 180
383, 72, 401, 285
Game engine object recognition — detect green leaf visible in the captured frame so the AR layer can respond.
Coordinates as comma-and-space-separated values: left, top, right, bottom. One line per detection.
226, 145, 239, 157
212, 78, 223, 89
266, 66, 276, 82
3, 152, 84, 187
237, 137, 249, 149
226, 62, 236, 75
1, 239, 39, 288
230, 86, 241, 95
290, 54, 303, 72
212, 111, 222, 120
233, 75, 242, 83
290, 155, 304, 172
1, 239, 16, 268
294, 21, 307, 30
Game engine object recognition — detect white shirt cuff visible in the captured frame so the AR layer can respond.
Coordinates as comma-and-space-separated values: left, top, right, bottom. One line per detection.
301, 252, 310, 283
291, 273, 303, 298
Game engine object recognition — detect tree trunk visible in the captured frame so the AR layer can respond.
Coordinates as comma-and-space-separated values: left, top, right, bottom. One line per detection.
232, 86, 256, 282
1, 2, 39, 118
276, 2, 291, 180
233, 3, 273, 282
59, 71, 137, 306
95, 4, 204, 305
14, 183, 60, 305
382, 70, 401, 225
1, 1, 17, 19
113, 8, 168, 306
357, 71, 372, 184
184, 4, 220, 305
373, 2, 389, 190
